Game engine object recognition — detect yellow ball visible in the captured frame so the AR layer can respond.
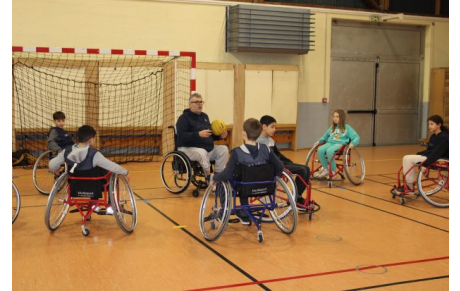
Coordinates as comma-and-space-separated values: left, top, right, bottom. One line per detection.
211, 120, 226, 136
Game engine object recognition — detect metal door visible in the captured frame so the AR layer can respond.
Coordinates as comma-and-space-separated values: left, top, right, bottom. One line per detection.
330, 20, 424, 145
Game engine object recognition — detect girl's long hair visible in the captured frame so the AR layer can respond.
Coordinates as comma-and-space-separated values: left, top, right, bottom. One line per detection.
331, 109, 346, 133
428, 115, 448, 132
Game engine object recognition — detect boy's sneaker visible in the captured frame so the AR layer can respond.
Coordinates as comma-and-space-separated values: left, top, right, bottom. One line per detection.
235, 210, 251, 225
296, 197, 306, 205
106, 206, 114, 215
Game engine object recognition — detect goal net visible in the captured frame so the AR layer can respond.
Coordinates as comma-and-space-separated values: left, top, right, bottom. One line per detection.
12, 47, 195, 164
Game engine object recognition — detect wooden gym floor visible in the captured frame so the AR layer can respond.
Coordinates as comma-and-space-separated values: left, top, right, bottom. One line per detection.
12, 145, 449, 291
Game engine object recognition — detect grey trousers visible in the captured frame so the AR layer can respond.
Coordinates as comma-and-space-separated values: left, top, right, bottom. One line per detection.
178, 145, 228, 174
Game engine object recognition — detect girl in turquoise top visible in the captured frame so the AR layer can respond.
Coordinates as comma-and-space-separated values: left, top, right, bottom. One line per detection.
313, 109, 360, 179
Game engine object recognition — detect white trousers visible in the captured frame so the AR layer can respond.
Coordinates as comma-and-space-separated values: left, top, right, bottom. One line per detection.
178, 145, 228, 174
402, 155, 427, 184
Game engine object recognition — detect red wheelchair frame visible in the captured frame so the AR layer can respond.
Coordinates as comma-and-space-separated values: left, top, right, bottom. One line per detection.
45, 171, 137, 236
281, 168, 320, 220
306, 142, 365, 187
391, 159, 449, 207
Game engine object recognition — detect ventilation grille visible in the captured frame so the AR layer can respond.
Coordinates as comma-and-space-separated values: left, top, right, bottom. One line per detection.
226, 5, 315, 54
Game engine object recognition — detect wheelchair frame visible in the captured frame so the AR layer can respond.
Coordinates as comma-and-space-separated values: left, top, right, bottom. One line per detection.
306, 142, 365, 187
390, 159, 449, 207
45, 172, 138, 236
160, 126, 214, 197
199, 176, 298, 243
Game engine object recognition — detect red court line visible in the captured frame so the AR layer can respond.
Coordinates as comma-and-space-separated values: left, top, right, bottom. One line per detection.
185, 256, 448, 291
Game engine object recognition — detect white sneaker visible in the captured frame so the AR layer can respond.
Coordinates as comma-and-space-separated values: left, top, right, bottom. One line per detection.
317, 168, 329, 179
93, 206, 101, 213
313, 167, 323, 178
106, 206, 114, 215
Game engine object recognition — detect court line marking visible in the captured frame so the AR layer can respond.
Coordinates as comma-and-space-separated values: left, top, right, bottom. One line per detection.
338, 179, 449, 219
185, 256, 448, 291
343, 275, 449, 291
314, 189, 449, 233
133, 191, 271, 291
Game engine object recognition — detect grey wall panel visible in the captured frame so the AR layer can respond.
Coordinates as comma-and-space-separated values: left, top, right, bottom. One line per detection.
330, 60, 375, 110
375, 113, 418, 145
421, 101, 429, 138
332, 24, 422, 58
297, 102, 330, 149
377, 62, 420, 110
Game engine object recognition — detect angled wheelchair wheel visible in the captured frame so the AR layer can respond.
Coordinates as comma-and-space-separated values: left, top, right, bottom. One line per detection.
12, 182, 20, 224
417, 161, 449, 208
45, 173, 70, 231
160, 151, 192, 194
33, 150, 64, 195
269, 177, 298, 234
305, 143, 323, 178
253, 170, 296, 223
109, 174, 138, 234
199, 181, 232, 242
344, 145, 365, 185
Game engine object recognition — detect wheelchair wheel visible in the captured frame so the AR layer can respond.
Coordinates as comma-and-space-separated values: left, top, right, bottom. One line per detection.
109, 174, 138, 234
33, 150, 67, 195
45, 173, 70, 231
269, 177, 298, 234
160, 151, 192, 194
199, 181, 232, 242
253, 170, 296, 223
344, 145, 365, 185
417, 162, 449, 208
12, 182, 20, 224
305, 143, 323, 178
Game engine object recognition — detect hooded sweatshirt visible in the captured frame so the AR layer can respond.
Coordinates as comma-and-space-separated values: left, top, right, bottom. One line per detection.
49, 144, 128, 175
176, 109, 221, 152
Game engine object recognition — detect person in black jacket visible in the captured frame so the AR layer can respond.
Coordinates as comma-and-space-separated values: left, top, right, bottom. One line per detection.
176, 93, 229, 177
394, 115, 449, 194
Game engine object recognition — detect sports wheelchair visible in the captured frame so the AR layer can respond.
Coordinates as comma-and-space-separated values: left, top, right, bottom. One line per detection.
12, 181, 20, 224
45, 170, 138, 236
33, 150, 67, 195
306, 142, 365, 187
160, 126, 215, 197
390, 159, 449, 207
199, 164, 298, 243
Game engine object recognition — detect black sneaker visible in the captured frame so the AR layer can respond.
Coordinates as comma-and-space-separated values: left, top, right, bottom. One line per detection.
394, 186, 414, 195
204, 211, 222, 222
296, 197, 306, 205
235, 210, 251, 225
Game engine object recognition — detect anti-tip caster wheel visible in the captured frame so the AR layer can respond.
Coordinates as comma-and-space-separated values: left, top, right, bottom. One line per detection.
257, 231, 264, 243
192, 189, 200, 197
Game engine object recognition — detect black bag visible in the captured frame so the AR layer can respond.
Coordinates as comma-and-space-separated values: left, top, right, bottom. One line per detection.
234, 163, 276, 198
12, 149, 36, 166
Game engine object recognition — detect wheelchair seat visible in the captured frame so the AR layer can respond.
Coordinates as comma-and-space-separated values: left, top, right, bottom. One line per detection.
68, 167, 108, 199
233, 163, 276, 198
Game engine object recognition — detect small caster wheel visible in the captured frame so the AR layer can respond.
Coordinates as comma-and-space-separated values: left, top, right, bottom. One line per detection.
192, 189, 200, 197
86, 216, 91, 221
392, 194, 396, 199
210, 221, 216, 230
328, 181, 332, 188
82, 227, 90, 236
308, 212, 313, 221
257, 231, 264, 243
400, 198, 405, 205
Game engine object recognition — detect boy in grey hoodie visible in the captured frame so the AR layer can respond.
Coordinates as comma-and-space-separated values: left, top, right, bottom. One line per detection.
49, 125, 130, 214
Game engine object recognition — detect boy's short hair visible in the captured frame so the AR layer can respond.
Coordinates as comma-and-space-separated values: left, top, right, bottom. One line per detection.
53, 111, 66, 121
243, 118, 262, 141
78, 125, 96, 143
260, 115, 277, 126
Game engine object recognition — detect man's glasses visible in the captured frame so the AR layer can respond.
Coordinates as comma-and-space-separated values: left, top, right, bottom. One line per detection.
190, 101, 205, 104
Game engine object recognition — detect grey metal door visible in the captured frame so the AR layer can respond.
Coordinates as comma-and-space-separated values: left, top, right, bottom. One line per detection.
330, 20, 424, 146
